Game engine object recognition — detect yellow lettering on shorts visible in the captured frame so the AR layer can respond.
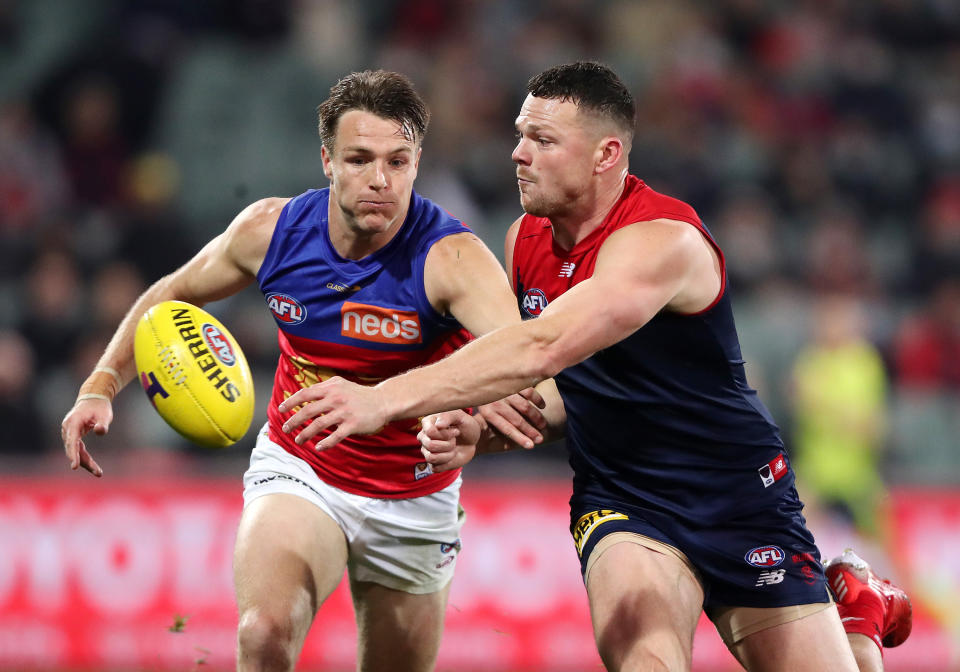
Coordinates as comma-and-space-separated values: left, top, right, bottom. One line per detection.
573, 509, 629, 557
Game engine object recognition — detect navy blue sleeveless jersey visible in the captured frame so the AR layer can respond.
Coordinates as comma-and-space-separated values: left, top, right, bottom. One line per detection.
257, 188, 471, 498
513, 175, 787, 525
512, 176, 828, 609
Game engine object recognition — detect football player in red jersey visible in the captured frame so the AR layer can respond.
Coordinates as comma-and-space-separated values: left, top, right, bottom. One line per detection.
60, 70, 544, 672
281, 63, 910, 672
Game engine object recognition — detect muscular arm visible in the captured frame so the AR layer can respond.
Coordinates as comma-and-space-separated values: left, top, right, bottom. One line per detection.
376, 217, 719, 419
61, 197, 287, 475
423, 230, 519, 338
92, 198, 285, 386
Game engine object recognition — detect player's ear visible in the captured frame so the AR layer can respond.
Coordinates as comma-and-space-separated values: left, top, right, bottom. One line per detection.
594, 136, 623, 175
321, 144, 334, 180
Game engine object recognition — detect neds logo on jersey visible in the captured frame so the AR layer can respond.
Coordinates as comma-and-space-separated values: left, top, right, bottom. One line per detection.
341, 301, 422, 344
521, 288, 549, 317
745, 545, 785, 567
202, 323, 236, 366
267, 293, 307, 325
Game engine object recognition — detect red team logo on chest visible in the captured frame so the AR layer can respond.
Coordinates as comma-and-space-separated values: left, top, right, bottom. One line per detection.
341, 301, 422, 344
521, 288, 549, 317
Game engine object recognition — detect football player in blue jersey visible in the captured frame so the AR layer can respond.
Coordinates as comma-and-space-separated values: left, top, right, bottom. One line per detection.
61, 70, 545, 672
280, 62, 910, 672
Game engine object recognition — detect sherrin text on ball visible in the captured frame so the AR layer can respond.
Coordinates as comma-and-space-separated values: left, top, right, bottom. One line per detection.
134, 300, 255, 447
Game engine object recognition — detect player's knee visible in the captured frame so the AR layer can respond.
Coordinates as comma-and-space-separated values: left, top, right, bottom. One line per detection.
600, 647, 685, 672
596, 633, 691, 672
236, 608, 300, 670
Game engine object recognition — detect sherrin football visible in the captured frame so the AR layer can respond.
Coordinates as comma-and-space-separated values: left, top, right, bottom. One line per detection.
134, 300, 255, 448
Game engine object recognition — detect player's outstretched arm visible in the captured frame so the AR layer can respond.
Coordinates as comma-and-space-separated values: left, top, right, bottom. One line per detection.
370, 217, 713, 416
280, 222, 568, 449
279, 218, 711, 449
60, 197, 287, 476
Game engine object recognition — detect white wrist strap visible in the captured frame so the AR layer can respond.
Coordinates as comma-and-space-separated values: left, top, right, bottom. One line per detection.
93, 366, 124, 388
76, 393, 111, 403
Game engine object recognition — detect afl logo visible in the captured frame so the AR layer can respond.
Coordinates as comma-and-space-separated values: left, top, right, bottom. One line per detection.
201, 323, 236, 366
745, 545, 785, 567
266, 292, 307, 325
521, 288, 549, 317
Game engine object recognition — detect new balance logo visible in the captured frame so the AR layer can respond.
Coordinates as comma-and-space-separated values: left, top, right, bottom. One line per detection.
558, 262, 576, 278
755, 569, 786, 587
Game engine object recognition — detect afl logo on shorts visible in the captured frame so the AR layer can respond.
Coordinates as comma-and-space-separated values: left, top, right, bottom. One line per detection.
201, 323, 236, 366
745, 545, 785, 567
521, 288, 549, 317
266, 292, 307, 325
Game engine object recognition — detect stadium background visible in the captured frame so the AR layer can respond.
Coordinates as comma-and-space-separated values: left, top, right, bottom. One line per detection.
1, 0, 958, 670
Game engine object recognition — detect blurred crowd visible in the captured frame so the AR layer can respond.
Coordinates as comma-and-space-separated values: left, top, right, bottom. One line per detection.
1, 0, 958, 510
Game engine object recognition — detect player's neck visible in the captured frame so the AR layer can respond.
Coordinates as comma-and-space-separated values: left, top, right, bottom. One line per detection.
327, 206, 407, 260
550, 173, 626, 250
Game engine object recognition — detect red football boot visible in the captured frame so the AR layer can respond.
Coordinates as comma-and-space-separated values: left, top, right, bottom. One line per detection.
824, 549, 913, 649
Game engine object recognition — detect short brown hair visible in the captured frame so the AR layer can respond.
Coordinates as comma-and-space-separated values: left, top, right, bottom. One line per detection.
527, 62, 635, 141
317, 70, 429, 152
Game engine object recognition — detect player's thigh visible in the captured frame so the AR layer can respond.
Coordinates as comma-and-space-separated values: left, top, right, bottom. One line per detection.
586, 533, 704, 671
234, 492, 348, 621
731, 603, 858, 672
351, 578, 451, 672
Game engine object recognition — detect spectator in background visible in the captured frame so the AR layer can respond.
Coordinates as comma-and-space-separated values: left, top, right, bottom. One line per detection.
0, 100, 70, 234
60, 76, 129, 208
712, 187, 783, 295
894, 277, 960, 392
18, 246, 86, 374
791, 293, 889, 537
911, 178, 960, 295
0, 329, 40, 454
88, 261, 147, 332
805, 203, 875, 296
118, 152, 194, 284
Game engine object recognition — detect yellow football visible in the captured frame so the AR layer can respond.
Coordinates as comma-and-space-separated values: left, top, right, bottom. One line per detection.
134, 300, 255, 448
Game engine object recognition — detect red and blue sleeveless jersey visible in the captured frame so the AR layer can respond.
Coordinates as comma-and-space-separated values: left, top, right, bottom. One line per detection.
512, 175, 788, 525
257, 188, 471, 498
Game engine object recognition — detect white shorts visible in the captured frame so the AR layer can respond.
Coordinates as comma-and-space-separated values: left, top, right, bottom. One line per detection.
242, 424, 465, 594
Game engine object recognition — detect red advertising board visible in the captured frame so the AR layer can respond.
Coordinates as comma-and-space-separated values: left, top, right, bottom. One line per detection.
0, 478, 956, 671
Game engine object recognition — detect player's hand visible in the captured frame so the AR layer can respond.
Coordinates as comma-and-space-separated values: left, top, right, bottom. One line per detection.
478, 387, 546, 449
418, 410, 481, 472
60, 398, 110, 477
279, 376, 389, 450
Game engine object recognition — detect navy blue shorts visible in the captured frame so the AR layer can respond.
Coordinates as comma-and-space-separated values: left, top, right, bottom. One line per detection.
570, 486, 831, 611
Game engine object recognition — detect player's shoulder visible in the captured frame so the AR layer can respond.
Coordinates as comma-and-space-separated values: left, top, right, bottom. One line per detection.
424, 229, 491, 274
610, 216, 706, 247
410, 191, 470, 235
224, 197, 292, 272
232, 197, 292, 234
505, 214, 526, 241
624, 177, 700, 225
